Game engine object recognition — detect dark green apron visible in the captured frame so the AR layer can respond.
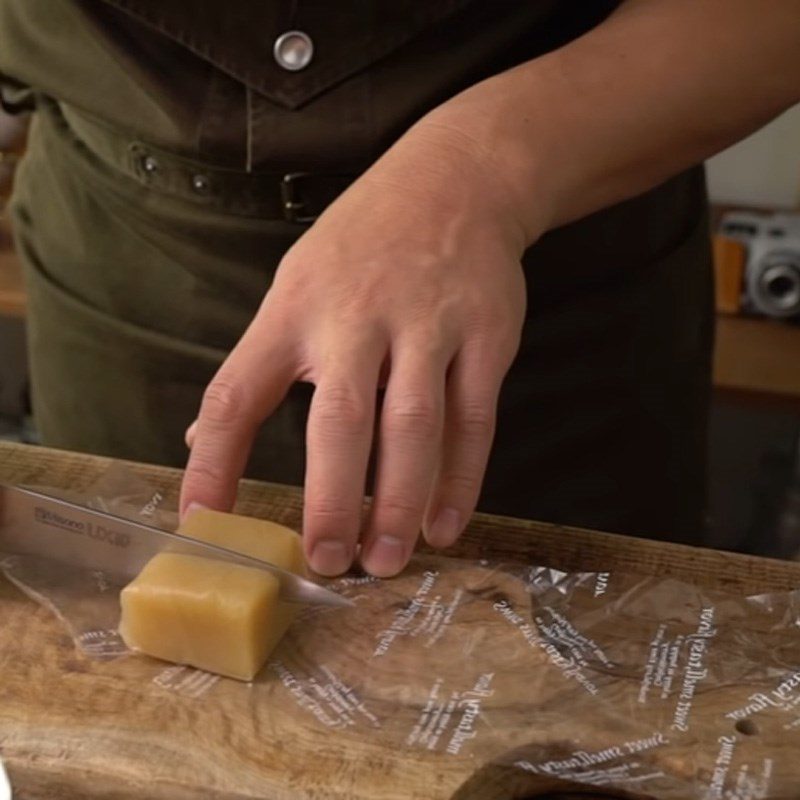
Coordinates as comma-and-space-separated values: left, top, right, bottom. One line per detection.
1, 0, 713, 543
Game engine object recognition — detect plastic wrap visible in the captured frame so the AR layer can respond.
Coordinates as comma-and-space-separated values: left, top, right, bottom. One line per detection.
0, 464, 176, 658
3, 466, 800, 798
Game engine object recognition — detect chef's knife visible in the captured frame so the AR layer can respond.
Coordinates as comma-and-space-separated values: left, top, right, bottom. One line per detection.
0, 483, 352, 608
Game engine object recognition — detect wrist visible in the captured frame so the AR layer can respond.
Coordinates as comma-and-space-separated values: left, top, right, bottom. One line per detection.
363, 100, 544, 255
410, 70, 560, 247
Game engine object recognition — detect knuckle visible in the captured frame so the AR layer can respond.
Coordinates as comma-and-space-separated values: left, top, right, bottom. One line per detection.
185, 457, 227, 489
453, 401, 495, 440
468, 314, 522, 361
441, 469, 480, 498
383, 394, 440, 439
377, 492, 424, 519
307, 500, 356, 526
466, 302, 505, 332
312, 386, 371, 435
444, 467, 478, 490
201, 378, 252, 425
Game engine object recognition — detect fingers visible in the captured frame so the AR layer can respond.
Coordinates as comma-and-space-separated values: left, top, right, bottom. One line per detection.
303, 340, 385, 576
182, 321, 505, 576
423, 344, 501, 549
361, 345, 447, 577
179, 339, 295, 518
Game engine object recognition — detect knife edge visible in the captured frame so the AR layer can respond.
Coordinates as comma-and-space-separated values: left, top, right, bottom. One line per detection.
0, 483, 352, 608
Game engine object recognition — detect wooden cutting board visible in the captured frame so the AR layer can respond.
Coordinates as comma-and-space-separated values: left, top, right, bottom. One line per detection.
2, 442, 800, 800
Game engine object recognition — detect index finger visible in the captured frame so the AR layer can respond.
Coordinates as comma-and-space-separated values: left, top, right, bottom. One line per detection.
179, 340, 295, 517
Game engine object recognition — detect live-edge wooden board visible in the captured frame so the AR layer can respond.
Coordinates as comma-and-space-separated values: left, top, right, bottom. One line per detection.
2, 442, 800, 800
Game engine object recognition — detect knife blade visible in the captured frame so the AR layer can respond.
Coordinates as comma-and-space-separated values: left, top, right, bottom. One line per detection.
0, 483, 352, 608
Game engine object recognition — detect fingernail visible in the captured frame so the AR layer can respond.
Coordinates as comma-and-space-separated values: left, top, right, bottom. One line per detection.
310, 540, 352, 576
426, 508, 462, 548
182, 501, 208, 522
363, 535, 407, 578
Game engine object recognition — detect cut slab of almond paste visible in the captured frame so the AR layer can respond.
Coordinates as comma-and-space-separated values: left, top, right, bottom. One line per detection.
119, 510, 306, 681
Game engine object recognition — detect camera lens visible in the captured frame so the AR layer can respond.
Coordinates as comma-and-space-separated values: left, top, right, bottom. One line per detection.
750, 258, 800, 318
766, 273, 796, 300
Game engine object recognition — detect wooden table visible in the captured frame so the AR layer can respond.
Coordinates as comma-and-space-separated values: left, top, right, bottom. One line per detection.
713, 315, 800, 408
2, 442, 800, 800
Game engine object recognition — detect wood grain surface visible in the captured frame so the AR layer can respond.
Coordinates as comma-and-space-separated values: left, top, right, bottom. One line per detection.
2, 442, 800, 800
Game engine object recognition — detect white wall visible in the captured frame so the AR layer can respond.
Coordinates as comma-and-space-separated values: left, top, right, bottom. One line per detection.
706, 103, 800, 209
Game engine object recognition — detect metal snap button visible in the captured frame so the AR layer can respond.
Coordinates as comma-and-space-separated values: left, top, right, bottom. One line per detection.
273, 30, 314, 72
141, 154, 159, 174
192, 174, 210, 193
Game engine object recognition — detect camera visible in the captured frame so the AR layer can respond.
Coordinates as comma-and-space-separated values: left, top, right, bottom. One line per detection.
714, 211, 800, 320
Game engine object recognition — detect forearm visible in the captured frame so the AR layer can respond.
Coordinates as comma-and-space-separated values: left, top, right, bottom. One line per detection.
415, 0, 800, 244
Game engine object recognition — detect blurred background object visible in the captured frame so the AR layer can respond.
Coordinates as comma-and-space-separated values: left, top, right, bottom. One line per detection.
0, 104, 26, 198
706, 103, 800, 558
706, 104, 800, 209
714, 211, 800, 320
0, 105, 32, 445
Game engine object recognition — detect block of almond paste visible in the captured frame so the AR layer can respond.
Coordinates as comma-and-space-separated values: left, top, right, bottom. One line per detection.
119, 509, 306, 681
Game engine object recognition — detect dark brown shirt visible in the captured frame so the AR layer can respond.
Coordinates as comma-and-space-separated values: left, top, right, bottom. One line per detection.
1, 1, 618, 170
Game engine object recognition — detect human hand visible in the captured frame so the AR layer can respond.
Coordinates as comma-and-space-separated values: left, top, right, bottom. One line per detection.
180, 121, 529, 577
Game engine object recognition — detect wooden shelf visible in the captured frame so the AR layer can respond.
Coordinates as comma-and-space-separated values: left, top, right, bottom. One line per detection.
713, 314, 800, 403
